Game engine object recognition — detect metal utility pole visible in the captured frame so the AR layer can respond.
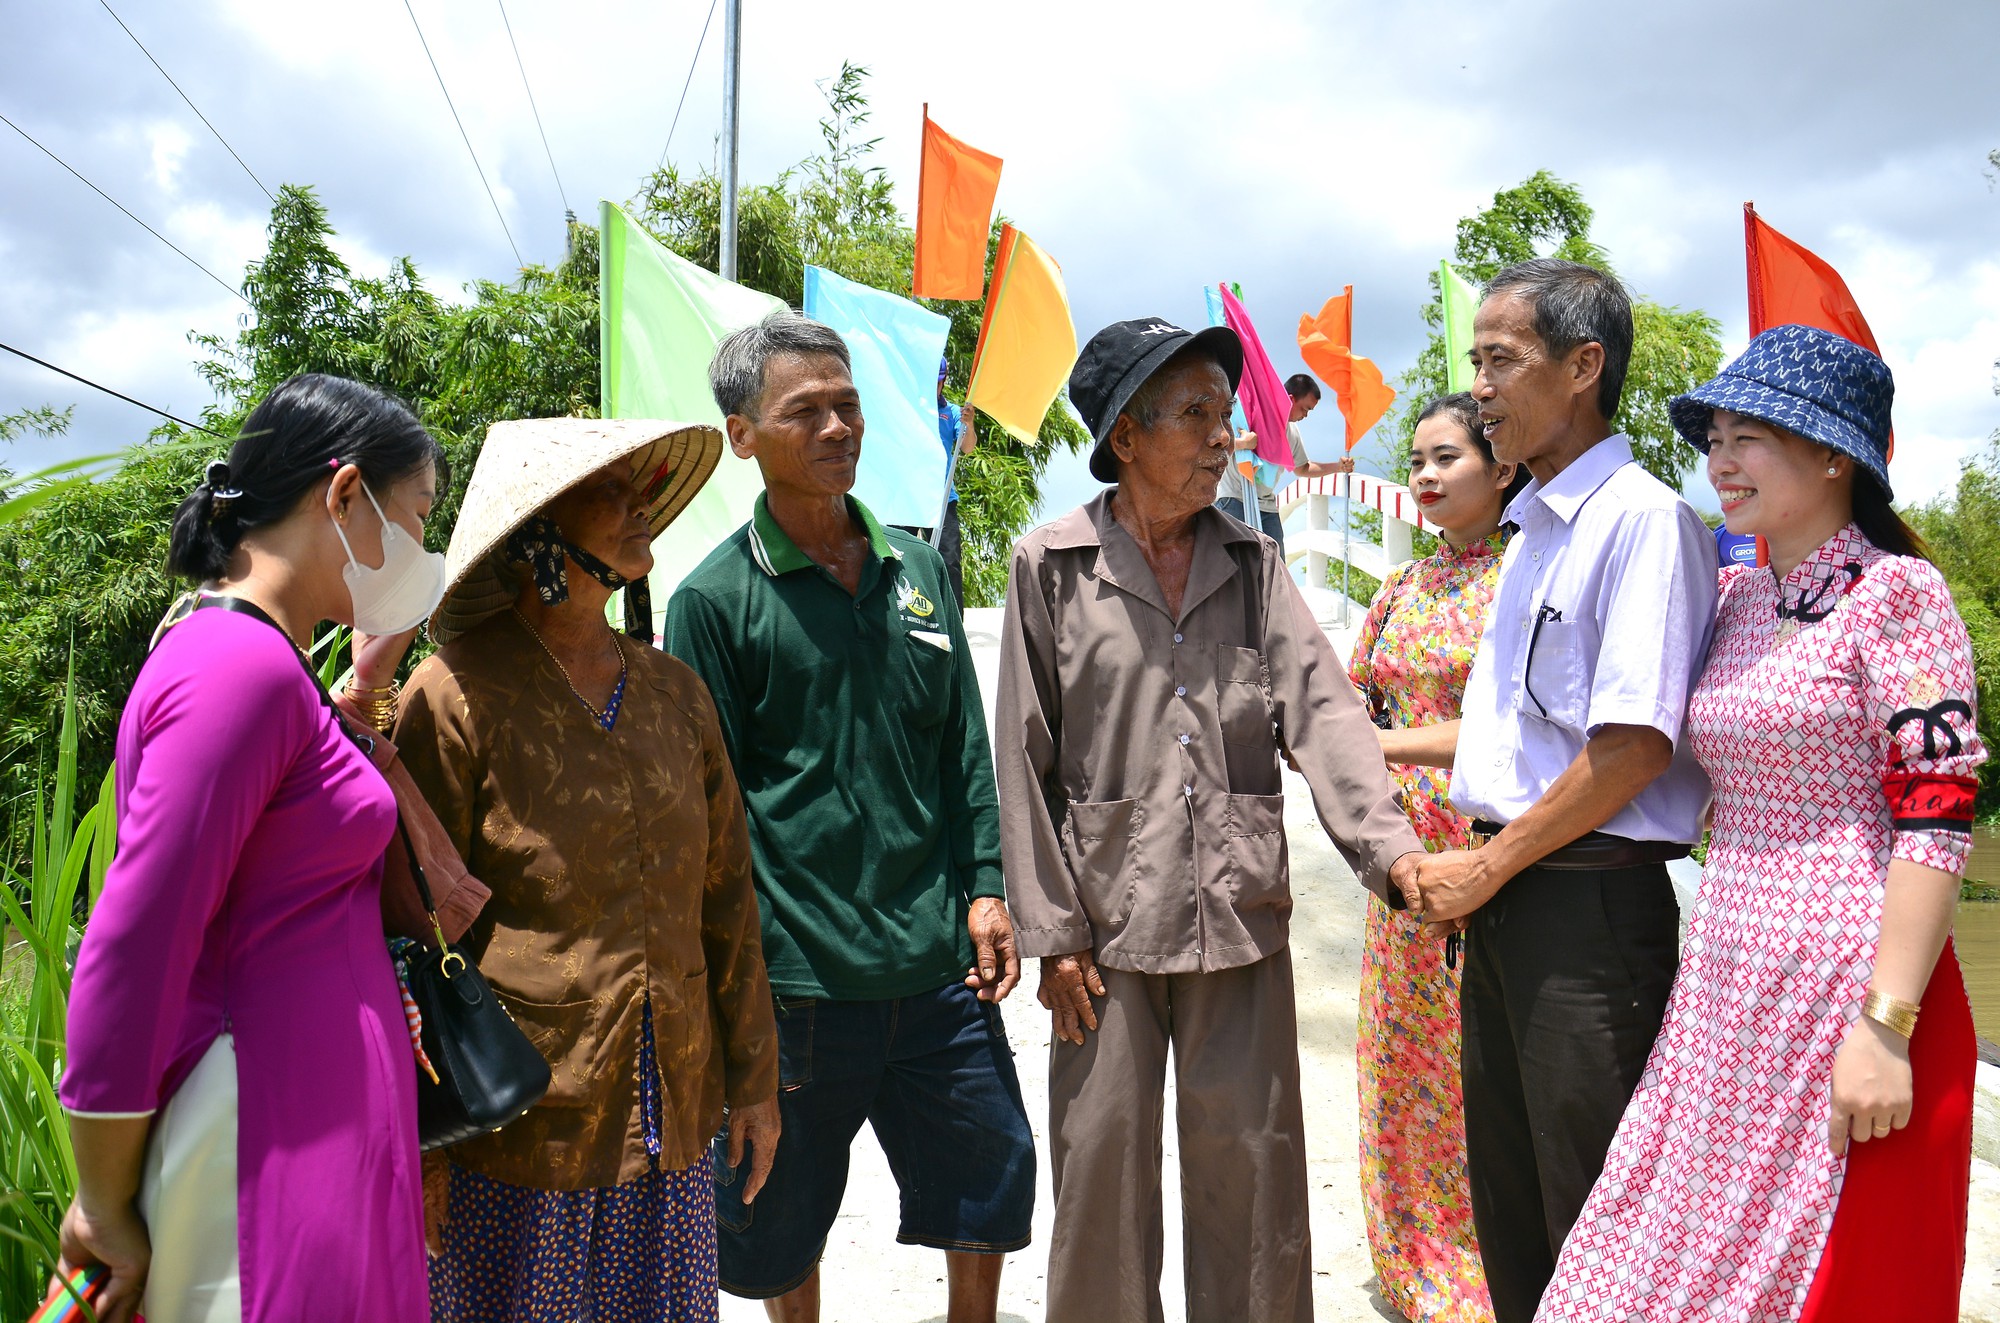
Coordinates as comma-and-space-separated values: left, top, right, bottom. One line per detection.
718, 0, 743, 281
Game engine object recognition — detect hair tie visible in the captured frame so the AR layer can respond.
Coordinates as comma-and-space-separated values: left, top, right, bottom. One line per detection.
204, 459, 244, 519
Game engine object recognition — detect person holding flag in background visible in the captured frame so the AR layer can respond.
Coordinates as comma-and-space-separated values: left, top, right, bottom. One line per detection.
889, 356, 976, 606
1215, 373, 1352, 550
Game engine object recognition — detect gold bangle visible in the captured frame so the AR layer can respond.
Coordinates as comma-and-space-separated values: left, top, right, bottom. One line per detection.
1861, 990, 1920, 1040
345, 681, 399, 699
344, 685, 398, 731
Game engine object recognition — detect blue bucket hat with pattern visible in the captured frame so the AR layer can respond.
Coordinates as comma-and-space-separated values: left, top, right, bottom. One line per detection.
1668, 323, 1894, 500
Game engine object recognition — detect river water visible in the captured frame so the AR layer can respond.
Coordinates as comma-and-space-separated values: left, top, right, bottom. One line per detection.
1957, 828, 2000, 1045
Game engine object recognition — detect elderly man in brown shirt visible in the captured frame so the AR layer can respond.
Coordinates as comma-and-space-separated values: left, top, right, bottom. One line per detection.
996, 319, 1426, 1322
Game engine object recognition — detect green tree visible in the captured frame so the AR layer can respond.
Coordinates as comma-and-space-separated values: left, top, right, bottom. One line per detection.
1910, 380, 2000, 814
0, 186, 604, 864
1, 62, 1086, 866
0, 406, 73, 447
624, 62, 1086, 607
1384, 171, 1722, 491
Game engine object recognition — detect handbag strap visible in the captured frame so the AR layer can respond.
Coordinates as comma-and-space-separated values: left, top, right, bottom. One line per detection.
189, 596, 450, 943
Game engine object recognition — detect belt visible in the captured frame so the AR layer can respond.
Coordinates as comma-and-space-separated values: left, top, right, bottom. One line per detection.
1469, 819, 1690, 871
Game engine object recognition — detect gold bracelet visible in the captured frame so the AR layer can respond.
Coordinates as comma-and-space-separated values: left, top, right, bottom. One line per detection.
342, 681, 399, 732
1860, 990, 1920, 1040
345, 681, 399, 699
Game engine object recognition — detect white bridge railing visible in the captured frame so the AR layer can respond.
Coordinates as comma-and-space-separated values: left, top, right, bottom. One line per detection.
1278, 471, 1432, 614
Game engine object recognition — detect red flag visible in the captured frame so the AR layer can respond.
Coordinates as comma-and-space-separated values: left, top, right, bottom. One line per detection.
912, 107, 1003, 300
1297, 286, 1397, 451
1742, 204, 1888, 567
1744, 203, 1881, 352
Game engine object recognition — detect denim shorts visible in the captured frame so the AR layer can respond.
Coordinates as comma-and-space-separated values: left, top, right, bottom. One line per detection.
712, 980, 1037, 1298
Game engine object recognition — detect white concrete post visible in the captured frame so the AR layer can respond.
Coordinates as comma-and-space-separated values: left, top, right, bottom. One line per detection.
1307, 493, 1329, 589
1382, 509, 1414, 568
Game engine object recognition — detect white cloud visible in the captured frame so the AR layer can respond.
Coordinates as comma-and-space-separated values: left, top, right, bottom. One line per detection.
2, 0, 1993, 526
145, 120, 193, 194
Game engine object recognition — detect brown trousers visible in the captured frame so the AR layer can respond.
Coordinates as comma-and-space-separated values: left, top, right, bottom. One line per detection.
1046, 949, 1312, 1323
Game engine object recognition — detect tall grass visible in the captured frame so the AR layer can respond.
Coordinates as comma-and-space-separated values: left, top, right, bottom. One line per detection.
0, 660, 113, 1320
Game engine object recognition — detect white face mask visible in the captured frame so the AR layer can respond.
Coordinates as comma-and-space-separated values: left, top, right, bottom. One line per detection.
331, 483, 447, 635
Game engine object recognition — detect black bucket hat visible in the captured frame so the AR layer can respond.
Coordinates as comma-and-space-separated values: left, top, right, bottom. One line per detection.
1071, 318, 1245, 483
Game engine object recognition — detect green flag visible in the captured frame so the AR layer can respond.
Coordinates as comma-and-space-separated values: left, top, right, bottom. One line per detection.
600, 200, 785, 609
1441, 260, 1479, 394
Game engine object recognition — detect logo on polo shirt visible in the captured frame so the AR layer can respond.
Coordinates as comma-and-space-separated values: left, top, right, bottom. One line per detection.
896, 577, 935, 619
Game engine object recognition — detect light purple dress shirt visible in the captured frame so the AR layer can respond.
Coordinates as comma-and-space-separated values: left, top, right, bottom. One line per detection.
1449, 435, 1718, 844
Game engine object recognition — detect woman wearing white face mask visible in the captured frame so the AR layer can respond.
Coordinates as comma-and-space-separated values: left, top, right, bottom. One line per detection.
56, 373, 449, 1323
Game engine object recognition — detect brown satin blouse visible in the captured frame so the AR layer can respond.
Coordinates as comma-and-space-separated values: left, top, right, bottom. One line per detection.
395, 610, 778, 1189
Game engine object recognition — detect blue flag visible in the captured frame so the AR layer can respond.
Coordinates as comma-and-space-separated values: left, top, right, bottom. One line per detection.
803, 266, 952, 528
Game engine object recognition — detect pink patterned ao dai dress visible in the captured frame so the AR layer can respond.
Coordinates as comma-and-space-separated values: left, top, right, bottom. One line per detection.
1346, 531, 1505, 1322
1540, 526, 1982, 1321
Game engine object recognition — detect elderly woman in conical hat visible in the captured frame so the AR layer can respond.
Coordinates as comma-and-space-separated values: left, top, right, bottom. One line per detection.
394, 418, 781, 1323
1540, 325, 1982, 1322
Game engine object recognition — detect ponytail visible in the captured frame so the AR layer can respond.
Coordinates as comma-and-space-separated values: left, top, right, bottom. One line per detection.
163, 373, 445, 583
165, 460, 245, 581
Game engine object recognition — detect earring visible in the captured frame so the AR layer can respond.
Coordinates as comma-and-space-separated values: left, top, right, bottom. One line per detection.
1827, 466, 1838, 476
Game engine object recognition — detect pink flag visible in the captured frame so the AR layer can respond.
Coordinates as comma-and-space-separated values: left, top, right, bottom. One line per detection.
1219, 285, 1295, 470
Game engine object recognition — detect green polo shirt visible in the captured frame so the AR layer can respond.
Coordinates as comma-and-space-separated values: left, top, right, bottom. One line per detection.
663, 493, 1005, 1000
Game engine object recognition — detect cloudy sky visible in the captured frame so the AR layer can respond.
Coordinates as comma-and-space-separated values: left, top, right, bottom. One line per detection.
3, 0, 1995, 521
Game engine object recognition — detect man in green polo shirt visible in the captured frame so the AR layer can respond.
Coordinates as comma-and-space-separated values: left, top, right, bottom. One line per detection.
664, 310, 1033, 1323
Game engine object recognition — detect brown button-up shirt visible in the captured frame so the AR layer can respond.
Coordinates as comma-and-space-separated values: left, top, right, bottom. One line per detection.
996, 493, 1423, 974
395, 611, 779, 1188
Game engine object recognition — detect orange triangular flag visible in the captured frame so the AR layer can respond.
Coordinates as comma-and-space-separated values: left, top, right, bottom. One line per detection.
1298, 287, 1396, 451
913, 108, 1003, 300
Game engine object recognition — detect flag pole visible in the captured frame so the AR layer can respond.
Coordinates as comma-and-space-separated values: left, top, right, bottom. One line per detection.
1744, 200, 1769, 569
914, 103, 930, 294
718, 0, 743, 281
1339, 468, 1352, 626
931, 403, 967, 550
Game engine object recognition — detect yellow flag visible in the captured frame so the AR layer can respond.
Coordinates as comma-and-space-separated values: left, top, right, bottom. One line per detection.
966, 225, 1077, 445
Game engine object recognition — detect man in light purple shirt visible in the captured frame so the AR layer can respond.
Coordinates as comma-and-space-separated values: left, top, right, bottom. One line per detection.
1382, 259, 1718, 1323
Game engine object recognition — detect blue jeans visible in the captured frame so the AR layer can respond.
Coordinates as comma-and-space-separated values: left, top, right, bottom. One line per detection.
712, 982, 1036, 1297
1215, 497, 1284, 552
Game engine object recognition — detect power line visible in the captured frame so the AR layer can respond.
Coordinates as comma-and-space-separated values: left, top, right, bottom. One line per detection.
0, 340, 222, 437
0, 111, 248, 304
494, 0, 566, 215
401, 0, 524, 270
657, 0, 720, 171
96, 0, 272, 203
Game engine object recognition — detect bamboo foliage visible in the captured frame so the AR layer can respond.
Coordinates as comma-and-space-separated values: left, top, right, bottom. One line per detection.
0, 659, 112, 1320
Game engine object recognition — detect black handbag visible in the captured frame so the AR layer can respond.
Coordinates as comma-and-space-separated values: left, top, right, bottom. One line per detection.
392, 822, 551, 1150
183, 595, 550, 1149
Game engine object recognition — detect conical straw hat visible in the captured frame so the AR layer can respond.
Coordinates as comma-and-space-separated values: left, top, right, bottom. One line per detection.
430, 416, 723, 644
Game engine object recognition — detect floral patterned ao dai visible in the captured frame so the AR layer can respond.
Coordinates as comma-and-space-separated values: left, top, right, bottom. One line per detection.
1346, 531, 1505, 1322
